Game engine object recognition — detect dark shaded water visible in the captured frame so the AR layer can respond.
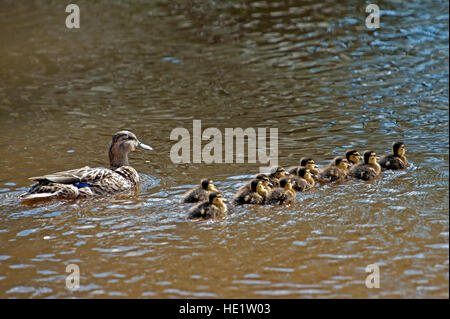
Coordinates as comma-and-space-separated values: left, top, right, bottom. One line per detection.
0, 0, 448, 298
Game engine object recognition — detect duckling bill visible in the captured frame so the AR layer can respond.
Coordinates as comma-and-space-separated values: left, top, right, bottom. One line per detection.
20, 131, 152, 200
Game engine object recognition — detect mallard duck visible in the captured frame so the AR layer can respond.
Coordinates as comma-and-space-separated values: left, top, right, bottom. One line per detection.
268, 166, 289, 188
379, 142, 408, 170
349, 150, 381, 181
20, 131, 153, 200
345, 150, 361, 168
182, 178, 219, 203
318, 156, 349, 183
289, 167, 315, 191
188, 192, 228, 220
267, 177, 296, 205
233, 179, 268, 205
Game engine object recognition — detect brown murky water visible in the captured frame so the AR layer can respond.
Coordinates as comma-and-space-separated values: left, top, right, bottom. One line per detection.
0, 0, 448, 298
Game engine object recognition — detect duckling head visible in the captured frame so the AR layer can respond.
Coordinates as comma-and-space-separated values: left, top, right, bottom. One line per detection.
333, 156, 349, 170
270, 166, 288, 179
201, 178, 218, 192
210, 192, 227, 213
393, 142, 406, 157
109, 131, 153, 169
300, 157, 318, 174
363, 150, 377, 165
345, 150, 361, 165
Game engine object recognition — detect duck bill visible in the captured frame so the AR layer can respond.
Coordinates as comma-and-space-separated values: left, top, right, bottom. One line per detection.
137, 141, 153, 151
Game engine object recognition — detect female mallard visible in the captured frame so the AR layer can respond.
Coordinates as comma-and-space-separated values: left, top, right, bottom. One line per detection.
318, 156, 349, 183
345, 150, 361, 168
349, 150, 381, 181
268, 166, 289, 188
233, 179, 269, 205
182, 178, 219, 203
267, 177, 296, 205
20, 131, 153, 200
188, 192, 228, 220
379, 142, 408, 170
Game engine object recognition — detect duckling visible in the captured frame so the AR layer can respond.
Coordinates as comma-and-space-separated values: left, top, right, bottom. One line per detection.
182, 178, 218, 203
267, 177, 297, 205
318, 156, 349, 183
233, 179, 269, 205
379, 142, 408, 170
268, 166, 289, 188
288, 157, 319, 180
349, 150, 381, 181
188, 192, 228, 220
290, 167, 315, 191
20, 131, 153, 200
345, 150, 361, 168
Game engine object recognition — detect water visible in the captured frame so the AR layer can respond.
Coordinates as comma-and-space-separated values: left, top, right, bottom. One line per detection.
0, 0, 448, 298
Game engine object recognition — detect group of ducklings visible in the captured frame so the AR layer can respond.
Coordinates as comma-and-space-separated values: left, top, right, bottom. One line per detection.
183, 142, 408, 220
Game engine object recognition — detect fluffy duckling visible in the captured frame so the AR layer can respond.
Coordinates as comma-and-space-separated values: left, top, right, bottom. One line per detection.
233, 179, 269, 205
345, 150, 361, 168
290, 167, 315, 191
267, 177, 297, 205
268, 166, 289, 188
188, 192, 228, 220
288, 157, 319, 180
318, 156, 349, 183
349, 150, 381, 181
379, 142, 408, 170
300, 157, 320, 176
182, 178, 218, 203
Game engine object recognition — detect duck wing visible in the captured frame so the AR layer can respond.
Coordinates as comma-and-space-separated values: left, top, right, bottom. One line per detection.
29, 166, 111, 184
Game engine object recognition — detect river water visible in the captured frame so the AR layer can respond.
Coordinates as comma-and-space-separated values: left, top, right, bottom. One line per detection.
0, 0, 448, 298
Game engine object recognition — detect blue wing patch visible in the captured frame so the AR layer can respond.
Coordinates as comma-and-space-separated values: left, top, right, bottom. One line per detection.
74, 182, 91, 188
